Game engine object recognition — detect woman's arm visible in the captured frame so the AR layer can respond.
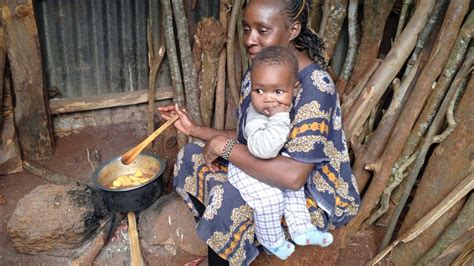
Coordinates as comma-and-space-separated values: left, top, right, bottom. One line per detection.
204, 136, 313, 190
158, 104, 237, 141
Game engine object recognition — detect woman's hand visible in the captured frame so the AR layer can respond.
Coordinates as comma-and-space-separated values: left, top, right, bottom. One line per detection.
202, 135, 228, 172
158, 103, 197, 137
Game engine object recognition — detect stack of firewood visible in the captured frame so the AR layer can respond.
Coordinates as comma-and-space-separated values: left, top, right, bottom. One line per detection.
155, 0, 472, 264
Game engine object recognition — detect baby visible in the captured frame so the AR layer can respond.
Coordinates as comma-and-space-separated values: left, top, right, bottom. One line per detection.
228, 46, 333, 260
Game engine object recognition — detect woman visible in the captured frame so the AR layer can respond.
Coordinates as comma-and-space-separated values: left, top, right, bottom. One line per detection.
159, 0, 360, 265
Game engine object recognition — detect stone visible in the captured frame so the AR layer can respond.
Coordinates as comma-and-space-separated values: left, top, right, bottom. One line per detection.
138, 192, 207, 258
7, 183, 108, 256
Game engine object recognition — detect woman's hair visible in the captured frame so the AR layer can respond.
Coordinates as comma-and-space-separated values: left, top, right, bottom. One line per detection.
282, 0, 327, 69
251, 45, 299, 80
244, 0, 327, 69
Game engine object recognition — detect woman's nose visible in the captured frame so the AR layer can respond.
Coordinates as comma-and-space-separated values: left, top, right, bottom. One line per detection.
244, 31, 257, 47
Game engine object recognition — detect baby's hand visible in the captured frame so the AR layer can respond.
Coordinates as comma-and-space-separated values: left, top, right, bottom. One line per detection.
266, 103, 290, 116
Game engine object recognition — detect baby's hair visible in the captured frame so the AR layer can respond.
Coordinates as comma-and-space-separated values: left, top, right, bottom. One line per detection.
251, 46, 298, 80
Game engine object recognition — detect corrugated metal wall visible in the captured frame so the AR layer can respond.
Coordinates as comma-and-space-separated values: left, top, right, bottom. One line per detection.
34, 0, 219, 100
35, 0, 150, 98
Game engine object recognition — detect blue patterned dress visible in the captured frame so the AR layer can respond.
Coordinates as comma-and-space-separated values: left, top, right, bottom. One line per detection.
173, 63, 360, 265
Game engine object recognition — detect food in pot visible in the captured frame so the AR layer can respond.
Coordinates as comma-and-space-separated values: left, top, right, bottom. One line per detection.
108, 169, 153, 189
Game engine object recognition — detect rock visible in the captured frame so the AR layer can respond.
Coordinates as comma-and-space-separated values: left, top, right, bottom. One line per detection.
7, 183, 108, 256
138, 192, 207, 258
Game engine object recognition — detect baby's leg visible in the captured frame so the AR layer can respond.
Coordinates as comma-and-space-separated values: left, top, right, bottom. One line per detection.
252, 188, 295, 260
283, 188, 333, 247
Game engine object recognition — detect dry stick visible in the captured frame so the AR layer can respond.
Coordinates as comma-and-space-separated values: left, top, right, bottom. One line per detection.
318, 0, 331, 37
343, 0, 435, 140
237, 3, 248, 80
196, 18, 225, 127
401, 0, 449, 80
226, 0, 242, 107
323, 0, 349, 61
172, 0, 202, 125
128, 212, 143, 266
344, 0, 469, 238
0, 27, 6, 130
341, 59, 381, 116
161, 0, 187, 147
342, 0, 396, 96
452, 239, 474, 266
400, 12, 473, 166
367, 172, 474, 266
71, 220, 111, 266
366, 16, 474, 230
147, 0, 167, 144
351, 59, 419, 192
214, 0, 229, 130
337, 0, 359, 96
418, 194, 474, 265
147, 44, 166, 141
431, 230, 474, 265
376, 0, 448, 226
394, 0, 413, 41
379, 53, 474, 251
23, 160, 88, 186
309, 0, 323, 34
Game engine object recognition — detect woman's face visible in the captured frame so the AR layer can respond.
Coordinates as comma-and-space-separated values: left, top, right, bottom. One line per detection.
243, 0, 293, 59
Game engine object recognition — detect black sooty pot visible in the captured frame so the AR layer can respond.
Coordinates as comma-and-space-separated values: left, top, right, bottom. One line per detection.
91, 152, 165, 212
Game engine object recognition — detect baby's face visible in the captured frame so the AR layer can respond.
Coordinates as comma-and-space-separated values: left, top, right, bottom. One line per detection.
250, 62, 297, 117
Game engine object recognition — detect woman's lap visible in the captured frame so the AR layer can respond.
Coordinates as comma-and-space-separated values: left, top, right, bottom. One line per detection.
173, 142, 333, 265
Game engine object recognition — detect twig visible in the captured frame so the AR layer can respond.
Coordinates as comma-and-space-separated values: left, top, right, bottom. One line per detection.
323, 0, 349, 61
344, 0, 469, 238
338, 0, 359, 95
172, 0, 202, 125
418, 194, 473, 265
214, 0, 229, 129
341, 60, 381, 115
378, 58, 473, 251
23, 160, 88, 186
394, 0, 413, 41
402, 0, 449, 79
226, 0, 242, 107
367, 172, 474, 265
319, 0, 331, 37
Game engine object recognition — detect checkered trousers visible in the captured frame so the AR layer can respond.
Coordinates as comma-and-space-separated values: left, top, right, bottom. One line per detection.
228, 162, 314, 248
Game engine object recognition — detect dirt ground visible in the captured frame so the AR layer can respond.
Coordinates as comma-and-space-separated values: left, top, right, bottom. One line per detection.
0, 121, 388, 265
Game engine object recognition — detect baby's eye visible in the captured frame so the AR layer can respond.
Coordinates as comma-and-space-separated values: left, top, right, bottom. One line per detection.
275, 89, 284, 94
254, 88, 264, 94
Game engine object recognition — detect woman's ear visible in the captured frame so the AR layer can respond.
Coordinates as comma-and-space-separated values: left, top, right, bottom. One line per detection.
289, 21, 302, 41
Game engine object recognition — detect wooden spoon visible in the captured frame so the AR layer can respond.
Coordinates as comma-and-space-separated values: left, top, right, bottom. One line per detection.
121, 115, 179, 165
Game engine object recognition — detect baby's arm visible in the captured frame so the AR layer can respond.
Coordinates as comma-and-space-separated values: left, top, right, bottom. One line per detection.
245, 106, 291, 159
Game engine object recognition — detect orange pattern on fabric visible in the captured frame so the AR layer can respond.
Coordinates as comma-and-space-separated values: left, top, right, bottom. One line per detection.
290, 121, 329, 139
306, 197, 318, 208
222, 219, 253, 258
323, 165, 349, 208
197, 166, 208, 202
197, 164, 228, 202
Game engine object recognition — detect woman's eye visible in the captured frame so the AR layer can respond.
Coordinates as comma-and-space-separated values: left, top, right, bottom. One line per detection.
243, 26, 250, 33
258, 27, 269, 34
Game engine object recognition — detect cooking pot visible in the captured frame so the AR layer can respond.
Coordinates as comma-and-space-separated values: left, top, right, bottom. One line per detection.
91, 151, 165, 212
